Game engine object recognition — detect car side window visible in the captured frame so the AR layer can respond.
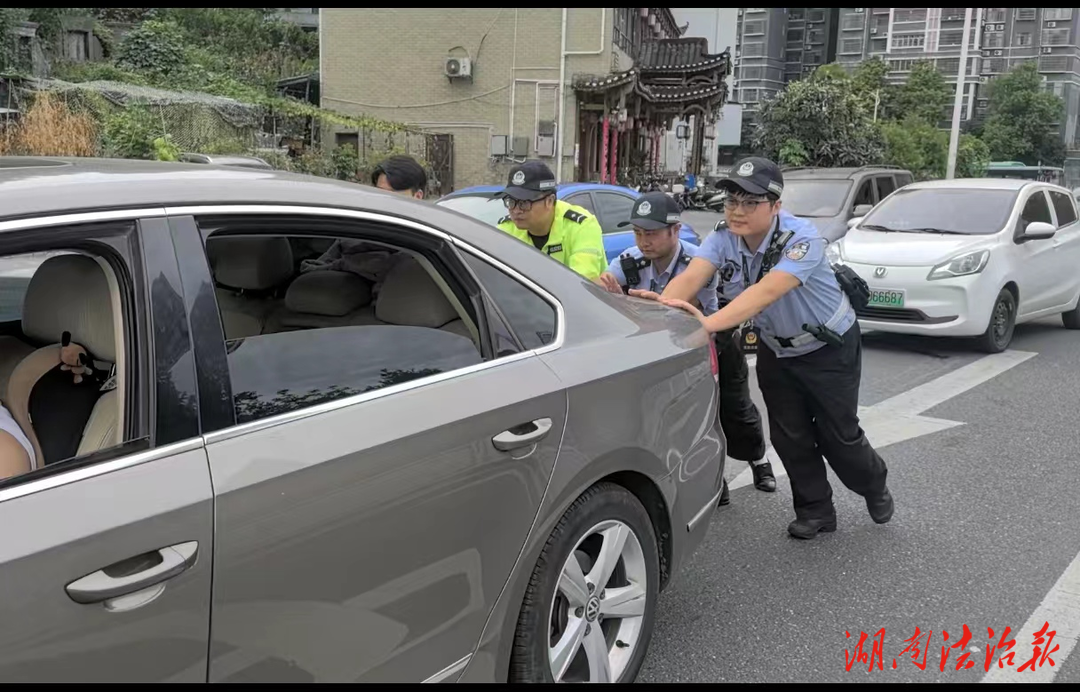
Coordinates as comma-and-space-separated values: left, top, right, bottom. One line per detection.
593, 192, 636, 234
199, 222, 489, 426
895, 172, 913, 187
853, 178, 875, 209
1049, 190, 1078, 227
1018, 190, 1053, 235
565, 192, 596, 215
460, 252, 557, 351
875, 175, 897, 201
0, 222, 147, 485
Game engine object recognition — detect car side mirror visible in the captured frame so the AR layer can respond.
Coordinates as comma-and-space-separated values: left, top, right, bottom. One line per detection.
1023, 221, 1056, 240
847, 216, 864, 229
852, 204, 873, 217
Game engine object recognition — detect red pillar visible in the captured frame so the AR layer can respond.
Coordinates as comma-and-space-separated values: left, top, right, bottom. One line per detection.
600, 115, 610, 184
609, 122, 618, 186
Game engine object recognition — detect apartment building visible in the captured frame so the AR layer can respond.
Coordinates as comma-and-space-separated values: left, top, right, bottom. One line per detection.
733, 8, 1080, 177
732, 8, 839, 117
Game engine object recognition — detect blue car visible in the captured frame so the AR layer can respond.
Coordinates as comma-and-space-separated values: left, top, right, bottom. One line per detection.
436, 182, 700, 263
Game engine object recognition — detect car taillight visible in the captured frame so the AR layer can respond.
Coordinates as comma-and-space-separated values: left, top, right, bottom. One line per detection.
708, 339, 719, 381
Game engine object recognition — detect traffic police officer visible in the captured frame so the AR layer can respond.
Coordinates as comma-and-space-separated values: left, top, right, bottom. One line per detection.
635, 156, 893, 540
497, 160, 606, 280
596, 191, 775, 505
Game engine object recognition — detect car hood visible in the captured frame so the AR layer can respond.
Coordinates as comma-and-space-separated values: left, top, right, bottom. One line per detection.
841, 227, 991, 266
805, 216, 847, 243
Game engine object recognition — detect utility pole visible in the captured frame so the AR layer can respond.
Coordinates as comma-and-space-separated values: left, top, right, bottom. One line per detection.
946, 7, 974, 179
873, 88, 880, 122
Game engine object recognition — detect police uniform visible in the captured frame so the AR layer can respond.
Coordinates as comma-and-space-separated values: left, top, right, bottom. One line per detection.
699, 156, 891, 539
496, 160, 606, 280
616, 192, 774, 499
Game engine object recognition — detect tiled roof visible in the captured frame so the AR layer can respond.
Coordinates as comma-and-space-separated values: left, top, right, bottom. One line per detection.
636, 38, 729, 73
637, 82, 727, 103
573, 70, 637, 92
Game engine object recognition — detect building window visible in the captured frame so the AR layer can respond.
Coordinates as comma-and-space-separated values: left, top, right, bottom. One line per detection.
1042, 28, 1070, 46
939, 30, 964, 47
785, 49, 803, 63
984, 32, 1004, 48
984, 57, 1007, 73
1014, 8, 1036, 21
892, 33, 925, 48
744, 20, 766, 36
786, 28, 802, 42
842, 13, 866, 31
840, 38, 864, 55
788, 9, 805, 20
807, 9, 825, 23
986, 8, 1007, 23
742, 42, 765, 57
937, 58, 960, 74
1016, 32, 1032, 46
1044, 8, 1073, 22
894, 8, 927, 23
1039, 55, 1070, 73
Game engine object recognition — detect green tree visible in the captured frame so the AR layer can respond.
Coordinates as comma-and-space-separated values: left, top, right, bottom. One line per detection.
890, 60, 952, 125
752, 76, 885, 167
980, 62, 1066, 166
851, 57, 893, 120
881, 116, 991, 180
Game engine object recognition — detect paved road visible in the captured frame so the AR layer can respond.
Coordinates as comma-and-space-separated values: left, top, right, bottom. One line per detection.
634, 209, 1080, 683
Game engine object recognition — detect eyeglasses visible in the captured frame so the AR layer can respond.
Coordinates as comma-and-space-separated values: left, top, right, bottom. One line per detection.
503, 195, 552, 212
724, 197, 772, 211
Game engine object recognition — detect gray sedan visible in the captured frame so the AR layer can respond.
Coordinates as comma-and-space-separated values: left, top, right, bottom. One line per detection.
0, 156, 725, 683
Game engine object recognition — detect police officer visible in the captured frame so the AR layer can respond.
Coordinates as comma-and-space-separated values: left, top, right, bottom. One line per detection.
635, 156, 892, 540
497, 160, 606, 280
596, 191, 775, 504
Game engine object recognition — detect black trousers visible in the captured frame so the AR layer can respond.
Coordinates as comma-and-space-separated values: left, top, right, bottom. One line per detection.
755, 321, 888, 520
715, 331, 767, 463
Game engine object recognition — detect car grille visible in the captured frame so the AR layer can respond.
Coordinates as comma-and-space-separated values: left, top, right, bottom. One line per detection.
856, 306, 930, 322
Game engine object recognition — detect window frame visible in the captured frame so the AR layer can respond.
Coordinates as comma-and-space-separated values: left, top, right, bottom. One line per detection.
167, 204, 565, 441
1014, 188, 1054, 241
0, 211, 156, 494
592, 191, 637, 235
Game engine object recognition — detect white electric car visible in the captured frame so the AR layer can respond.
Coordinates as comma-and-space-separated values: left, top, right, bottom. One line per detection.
827, 178, 1080, 352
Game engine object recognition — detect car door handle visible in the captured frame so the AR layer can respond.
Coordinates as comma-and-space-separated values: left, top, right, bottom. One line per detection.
492, 418, 553, 452
65, 541, 199, 605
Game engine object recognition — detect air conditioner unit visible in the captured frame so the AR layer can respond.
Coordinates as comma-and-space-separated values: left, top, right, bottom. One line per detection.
1043, 46, 1053, 54
444, 56, 472, 79
870, 28, 878, 34
993, 49, 1003, 56
1048, 21, 1057, 28
855, 8, 865, 13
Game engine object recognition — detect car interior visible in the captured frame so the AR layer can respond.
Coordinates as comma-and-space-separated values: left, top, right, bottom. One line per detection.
0, 250, 127, 481
205, 234, 482, 348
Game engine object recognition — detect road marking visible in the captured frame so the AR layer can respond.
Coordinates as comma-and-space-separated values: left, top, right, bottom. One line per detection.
981, 549, 1080, 682
728, 349, 1037, 491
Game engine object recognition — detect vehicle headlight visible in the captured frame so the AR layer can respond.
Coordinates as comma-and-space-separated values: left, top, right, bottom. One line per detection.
927, 250, 990, 280
825, 240, 844, 266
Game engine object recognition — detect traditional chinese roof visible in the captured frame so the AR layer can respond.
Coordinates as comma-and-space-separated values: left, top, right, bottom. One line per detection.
636, 38, 729, 74
573, 70, 728, 107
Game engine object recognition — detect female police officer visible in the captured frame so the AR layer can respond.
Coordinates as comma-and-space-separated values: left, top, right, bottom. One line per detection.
632, 157, 893, 540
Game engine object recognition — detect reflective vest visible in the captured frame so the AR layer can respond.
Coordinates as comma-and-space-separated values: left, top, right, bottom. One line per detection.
497, 200, 606, 280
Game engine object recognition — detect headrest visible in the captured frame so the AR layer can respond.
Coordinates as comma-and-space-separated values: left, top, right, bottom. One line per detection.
375, 256, 458, 329
22, 254, 116, 362
286, 270, 372, 316
207, 236, 294, 290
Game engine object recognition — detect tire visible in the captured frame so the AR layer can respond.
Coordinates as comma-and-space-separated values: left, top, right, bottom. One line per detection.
508, 482, 660, 683
1062, 299, 1080, 330
976, 289, 1016, 353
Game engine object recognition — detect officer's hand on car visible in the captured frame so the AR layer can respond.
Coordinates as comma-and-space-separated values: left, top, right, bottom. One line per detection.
596, 272, 623, 295
660, 297, 707, 325
627, 288, 661, 301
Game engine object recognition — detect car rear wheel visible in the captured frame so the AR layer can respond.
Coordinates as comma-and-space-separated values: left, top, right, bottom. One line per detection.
508, 482, 659, 683
977, 289, 1016, 353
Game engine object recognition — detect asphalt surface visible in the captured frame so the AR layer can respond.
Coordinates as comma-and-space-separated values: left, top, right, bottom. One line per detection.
636, 210, 1080, 683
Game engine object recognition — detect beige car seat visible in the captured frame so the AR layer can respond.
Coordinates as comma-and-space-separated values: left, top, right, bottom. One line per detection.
5, 254, 121, 472
206, 236, 294, 339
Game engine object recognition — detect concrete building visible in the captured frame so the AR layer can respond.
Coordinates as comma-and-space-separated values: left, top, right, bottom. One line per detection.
321, 8, 734, 190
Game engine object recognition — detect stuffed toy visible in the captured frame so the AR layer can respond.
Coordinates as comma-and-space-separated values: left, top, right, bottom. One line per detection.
59, 331, 93, 384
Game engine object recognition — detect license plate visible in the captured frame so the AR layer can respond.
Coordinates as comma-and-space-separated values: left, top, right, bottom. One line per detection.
867, 288, 905, 308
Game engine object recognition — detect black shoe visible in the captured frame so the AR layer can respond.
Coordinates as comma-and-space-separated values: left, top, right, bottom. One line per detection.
866, 488, 894, 524
718, 479, 730, 506
751, 461, 777, 492
787, 516, 837, 539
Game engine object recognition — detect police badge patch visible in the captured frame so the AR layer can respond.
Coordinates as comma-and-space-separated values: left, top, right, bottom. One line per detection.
719, 259, 738, 282
785, 241, 811, 261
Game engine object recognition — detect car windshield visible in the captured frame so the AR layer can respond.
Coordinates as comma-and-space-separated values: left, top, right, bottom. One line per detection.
437, 194, 505, 227
779, 179, 853, 217
860, 188, 1019, 235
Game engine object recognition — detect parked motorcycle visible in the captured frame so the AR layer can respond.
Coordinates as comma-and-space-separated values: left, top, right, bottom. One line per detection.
704, 189, 727, 213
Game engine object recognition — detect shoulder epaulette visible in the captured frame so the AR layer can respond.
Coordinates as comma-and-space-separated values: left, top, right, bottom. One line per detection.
498, 215, 511, 224
563, 209, 587, 224
678, 253, 693, 265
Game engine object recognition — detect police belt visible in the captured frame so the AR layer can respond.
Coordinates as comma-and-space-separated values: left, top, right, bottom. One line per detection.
757, 291, 852, 352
